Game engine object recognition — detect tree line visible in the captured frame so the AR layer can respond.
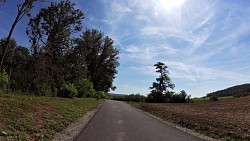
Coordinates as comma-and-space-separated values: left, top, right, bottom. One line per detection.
0, 0, 119, 98
112, 62, 191, 103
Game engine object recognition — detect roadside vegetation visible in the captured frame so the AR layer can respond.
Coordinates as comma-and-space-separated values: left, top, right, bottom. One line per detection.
112, 62, 191, 103
0, 0, 119, 98
0, 1, 117, 140
0, 91, 101, 140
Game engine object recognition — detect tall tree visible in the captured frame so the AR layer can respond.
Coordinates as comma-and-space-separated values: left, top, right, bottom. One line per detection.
0, 0, 44, 71
9, 46, 31, 91
0, 38, 32, 92
149, 62, 175, 102
74, 29, 119, 92
26, 0, 84, 91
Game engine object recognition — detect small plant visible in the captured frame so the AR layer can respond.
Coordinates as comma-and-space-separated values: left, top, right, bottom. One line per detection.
75, 78, 96, 98
210, 96, 218, 101
36, 84, 52, 96
62, 83, 78, 98
96, 91, 108, 99
0, 69, 9, 91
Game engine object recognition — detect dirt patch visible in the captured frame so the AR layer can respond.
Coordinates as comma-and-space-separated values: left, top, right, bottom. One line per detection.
139, 96, 250, 140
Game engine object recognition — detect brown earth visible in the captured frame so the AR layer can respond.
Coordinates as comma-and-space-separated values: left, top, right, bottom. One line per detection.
139, 96, 250, 140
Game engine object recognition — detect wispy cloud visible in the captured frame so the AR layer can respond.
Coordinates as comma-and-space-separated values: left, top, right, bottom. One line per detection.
79, 0, 250, 96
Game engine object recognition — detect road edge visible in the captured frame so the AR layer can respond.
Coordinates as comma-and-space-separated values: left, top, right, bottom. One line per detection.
126, 102, 221, 141
51, 101, 104, 141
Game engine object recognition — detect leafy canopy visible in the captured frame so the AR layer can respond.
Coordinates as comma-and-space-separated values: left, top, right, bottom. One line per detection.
149, 62, 175, 102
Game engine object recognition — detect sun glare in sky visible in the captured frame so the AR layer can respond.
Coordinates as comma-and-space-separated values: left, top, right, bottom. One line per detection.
158, 0, 186, 12
1, 0, 250, 97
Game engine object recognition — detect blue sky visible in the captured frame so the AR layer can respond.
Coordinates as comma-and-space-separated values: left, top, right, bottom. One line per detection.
1, 0, 250, 97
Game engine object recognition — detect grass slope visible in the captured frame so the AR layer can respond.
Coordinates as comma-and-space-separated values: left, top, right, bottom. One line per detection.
134, 96, 250, 141
0, 93, 101, 141
206, 83, 250, 97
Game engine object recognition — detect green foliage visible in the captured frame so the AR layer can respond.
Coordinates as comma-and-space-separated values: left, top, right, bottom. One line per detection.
149, 62, 175, 103
0, 0, 45, 71
146, 90, 191, 103
61, 83, 78, 98
0, 94, 101, 140
76, 78, 96, 98
0, 69, 8, 90
190, 97, 210, 103
26, 0, 84, 93
210, 95, 218, 101
113, 93, 146, 102
206, 83, 250, 97
233, 93, 250, 98
75, 29, 119, 92
36, 83, 52, 96
0, 1, 119, 99
165, 90, 191, 103
96, 91, 108, 99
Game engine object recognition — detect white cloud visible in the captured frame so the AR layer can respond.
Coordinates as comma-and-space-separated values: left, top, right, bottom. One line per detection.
93, 0, 250, 96
111, 2, 132, 13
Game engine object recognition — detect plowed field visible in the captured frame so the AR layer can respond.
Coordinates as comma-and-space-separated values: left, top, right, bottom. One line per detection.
139, 96, 250, 140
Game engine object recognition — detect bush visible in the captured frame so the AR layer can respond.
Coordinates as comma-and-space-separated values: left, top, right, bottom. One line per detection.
36, 83, 52, 96
62, 83, 78, 98
234, 93, 250, 98
0, 69, 8, 91
146, 93, 154, 102
113, 93, 146, 102
210, 96, 218, 101
96, 91, 108, 99
164, 90, 190, 103
75, 78, 96, 98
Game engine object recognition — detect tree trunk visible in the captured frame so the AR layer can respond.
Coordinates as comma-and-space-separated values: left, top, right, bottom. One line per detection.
0, 4, 24, 72
7, 64, 13, 94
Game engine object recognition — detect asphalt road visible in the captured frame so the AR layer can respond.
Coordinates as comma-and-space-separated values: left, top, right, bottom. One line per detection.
74, 100, 206, 141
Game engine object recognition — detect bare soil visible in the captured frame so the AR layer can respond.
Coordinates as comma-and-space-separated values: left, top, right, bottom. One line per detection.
139, 96, 250, 140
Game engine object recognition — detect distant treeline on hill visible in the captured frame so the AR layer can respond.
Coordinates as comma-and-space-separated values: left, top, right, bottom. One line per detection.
206, 84, 250, 97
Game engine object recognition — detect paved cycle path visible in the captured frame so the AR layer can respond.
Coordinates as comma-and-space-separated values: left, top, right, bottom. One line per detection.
74, 100, 206, 141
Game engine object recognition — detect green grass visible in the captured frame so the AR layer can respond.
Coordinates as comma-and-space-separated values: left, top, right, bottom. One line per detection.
126, 101, 140, 108
191, 96, 234, 103
0, 91, 101, 141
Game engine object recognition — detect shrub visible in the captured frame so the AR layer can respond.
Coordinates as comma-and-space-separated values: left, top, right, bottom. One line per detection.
210, 96, 218, 101
0, 69, 9, 91
234, 93, 250, 98
75, 78, 96, 98
164, 90, 190, 103
62, 83, 78, 98
51, 86, 58, 97
96, 91, 108, 99
36, 83, 52, 96
113, 93, 146, 102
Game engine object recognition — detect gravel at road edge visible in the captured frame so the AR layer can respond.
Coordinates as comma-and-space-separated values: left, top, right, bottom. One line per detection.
50, 102, 103, 141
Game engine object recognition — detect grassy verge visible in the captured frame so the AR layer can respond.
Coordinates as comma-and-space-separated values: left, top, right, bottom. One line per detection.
126, 101, 140, 109
0, 92, 101, 141
191, 96, 234, 103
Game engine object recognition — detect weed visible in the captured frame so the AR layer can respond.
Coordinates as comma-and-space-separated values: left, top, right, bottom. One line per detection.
0, 94, 101, 140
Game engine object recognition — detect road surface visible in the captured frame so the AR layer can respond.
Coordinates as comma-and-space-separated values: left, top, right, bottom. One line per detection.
74, 100, 206, 141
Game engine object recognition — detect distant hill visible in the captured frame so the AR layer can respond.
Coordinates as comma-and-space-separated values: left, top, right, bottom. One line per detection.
108, 93, 125, 97
206, 83, 250, 97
